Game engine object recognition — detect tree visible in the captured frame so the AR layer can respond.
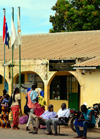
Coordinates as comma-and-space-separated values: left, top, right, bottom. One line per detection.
49, 0, 100, 32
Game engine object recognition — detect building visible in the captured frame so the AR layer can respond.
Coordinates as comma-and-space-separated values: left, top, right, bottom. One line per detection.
0, 30, 100, 113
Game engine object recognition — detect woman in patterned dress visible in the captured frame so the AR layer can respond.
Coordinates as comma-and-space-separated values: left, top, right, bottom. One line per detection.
0, 92, 11, 128
11, 87, 21, 129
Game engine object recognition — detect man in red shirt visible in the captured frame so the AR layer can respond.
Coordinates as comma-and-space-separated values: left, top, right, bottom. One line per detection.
26, 84, 38, 131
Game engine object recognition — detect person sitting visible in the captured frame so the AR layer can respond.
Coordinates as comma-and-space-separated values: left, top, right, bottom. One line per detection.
74, 105, 96, 139
46, 103, 70, 135
97, 103, 100, 127
30, 104, 56, 134
98, 117, 100, 127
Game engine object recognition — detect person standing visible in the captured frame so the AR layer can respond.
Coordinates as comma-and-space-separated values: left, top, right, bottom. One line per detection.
26, 84, 38, 131
0, 93, 11, 128
21, 82, 37, 94
11, 87, 21, 129
74, 105, 96, 139
0, 89, 8, 114
35, 87, 44, 97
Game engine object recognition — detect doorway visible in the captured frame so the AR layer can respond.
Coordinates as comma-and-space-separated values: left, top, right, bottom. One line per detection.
50, 75, 80, 110
67, 76, 80, 110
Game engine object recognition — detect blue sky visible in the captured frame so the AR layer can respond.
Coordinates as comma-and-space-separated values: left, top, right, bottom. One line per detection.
0, 0, 57, 36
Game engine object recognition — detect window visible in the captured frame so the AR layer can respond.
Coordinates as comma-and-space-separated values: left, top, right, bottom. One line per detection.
50, 76, 67, 100
0, 75, 2, 84
16, 74, 25, 84
50, 75, 78, 100
28, 73, 44, 91
34, 75, 44, 91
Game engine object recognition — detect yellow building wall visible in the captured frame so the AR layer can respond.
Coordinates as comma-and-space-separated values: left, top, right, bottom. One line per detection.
78, 69, 100, 107
49, 100, 68, 113
47, 70, 100, 111
1, 59, 100, 114
13, 69, 100, 113
21, 92, 26, 114
0, 78, 4, 96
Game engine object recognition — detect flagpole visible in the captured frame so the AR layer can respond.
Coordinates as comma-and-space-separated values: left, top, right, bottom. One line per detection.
12, 7, 14, 94
3, 8, 6, 90
18, 7, 22, 116
18, 7, 21, 95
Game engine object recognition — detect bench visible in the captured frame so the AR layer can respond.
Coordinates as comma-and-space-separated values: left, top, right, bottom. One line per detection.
40, 121, 69, 135
57, 123, 68, 135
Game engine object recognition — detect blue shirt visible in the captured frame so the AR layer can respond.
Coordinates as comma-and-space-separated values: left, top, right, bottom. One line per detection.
40, 110, 57, 120
27, 88, 31, 92
29, 90, 38, 103
3, 98, 9, 103
82, 109, 96, 124
40, 90, 44, 97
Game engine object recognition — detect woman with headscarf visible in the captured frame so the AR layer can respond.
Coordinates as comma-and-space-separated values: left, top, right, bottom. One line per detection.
0, 91, 11, 128
0, 89, 7, 114
11, 87, 21, 129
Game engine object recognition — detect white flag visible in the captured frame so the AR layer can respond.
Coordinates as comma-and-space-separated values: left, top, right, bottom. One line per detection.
11, 17, 18, 49
17, 8, 22, 45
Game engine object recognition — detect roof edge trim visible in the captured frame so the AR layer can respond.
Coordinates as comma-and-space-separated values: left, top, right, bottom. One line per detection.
73, 67, 96, 69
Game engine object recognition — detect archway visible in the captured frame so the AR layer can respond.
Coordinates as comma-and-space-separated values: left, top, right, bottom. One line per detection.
14, 71, 44, 93
0, 75, 8, 96
13, 71, 44, 114
48, 71, 80, 110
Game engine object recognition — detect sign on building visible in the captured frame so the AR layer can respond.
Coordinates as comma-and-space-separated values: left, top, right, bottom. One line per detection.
49, 60, 75, 71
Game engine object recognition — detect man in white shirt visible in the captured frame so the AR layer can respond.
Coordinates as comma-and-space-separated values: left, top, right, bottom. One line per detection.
46, 103, 70, 135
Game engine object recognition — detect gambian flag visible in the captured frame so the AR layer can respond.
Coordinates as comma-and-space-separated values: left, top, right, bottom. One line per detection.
3, 15, 10, 49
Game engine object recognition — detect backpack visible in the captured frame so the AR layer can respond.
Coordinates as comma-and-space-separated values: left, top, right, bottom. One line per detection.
24, 96, 30, 115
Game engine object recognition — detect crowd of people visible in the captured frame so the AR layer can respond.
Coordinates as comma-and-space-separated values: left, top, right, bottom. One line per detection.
0, 82, 97, 139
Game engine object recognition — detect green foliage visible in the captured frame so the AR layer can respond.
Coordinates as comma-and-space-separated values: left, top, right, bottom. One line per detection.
49, 0, 100, 32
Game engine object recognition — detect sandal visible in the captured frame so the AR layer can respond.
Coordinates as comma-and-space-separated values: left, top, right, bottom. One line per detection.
73, 136, 83, 138
46, 132, 53, 135
16, 127, 20, 129
29, 131, 38, 134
